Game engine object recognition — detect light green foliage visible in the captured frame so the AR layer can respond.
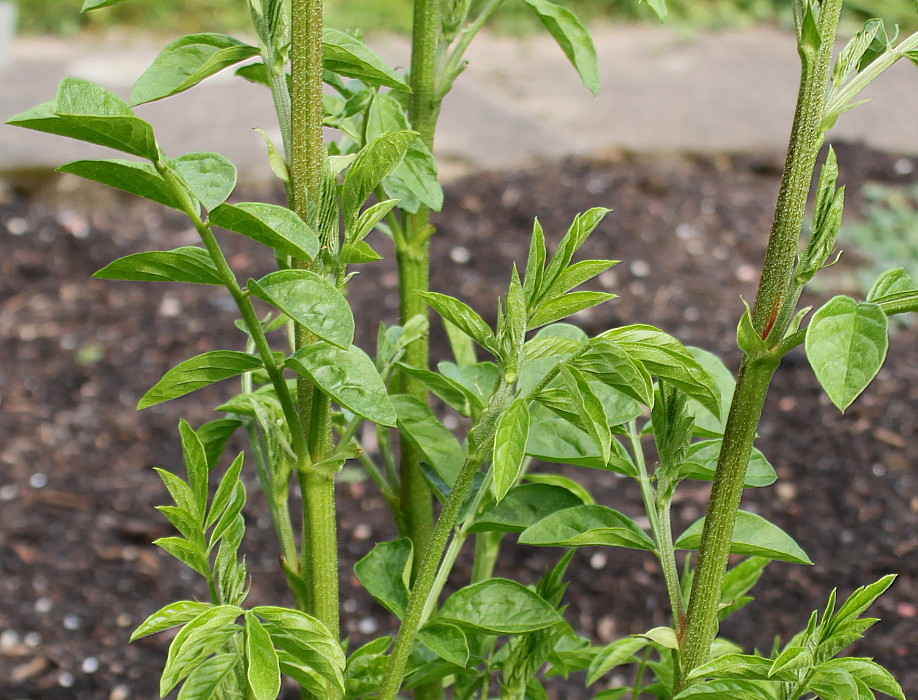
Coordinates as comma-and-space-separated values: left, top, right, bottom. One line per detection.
9, 0, 913, 698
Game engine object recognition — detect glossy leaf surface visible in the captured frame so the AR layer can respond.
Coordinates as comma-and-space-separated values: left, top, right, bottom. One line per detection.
94, 247, 223, 285
675, 510, 812, 565
139, 351, 262, 409
436, 579, 562, 635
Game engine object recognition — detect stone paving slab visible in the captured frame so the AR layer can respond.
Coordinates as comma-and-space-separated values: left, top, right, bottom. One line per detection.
1, 28, 916, 182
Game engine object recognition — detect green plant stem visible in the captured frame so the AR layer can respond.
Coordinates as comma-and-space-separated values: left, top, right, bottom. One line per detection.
397, 0, 442, 585
675, 3, 842, 688
626, 423, 684, 626
438, 0, 506, 99
290, 1, 341, 693
378, 381, 514, 700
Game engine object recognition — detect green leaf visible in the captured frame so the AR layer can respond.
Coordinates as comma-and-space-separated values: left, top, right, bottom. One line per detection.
676, 510, 812, 565
210, 202, 320, 261
347, 198, 399, 245
155, 468, 200, 522
520, 0, 600, 95
160, 605, 243, 696
684, 347, 735, 437
288, 342, 397, 426
824, 658, 905, 700
341, 129, 417, 229
866, 268, 915, 302
365, 93, 443, 213
131, 600, 211, 641
416, 623, 470, 668
492, 398, 531, 503
524, 413, 611, 471
679, 439, 777, 488
322, 29, 410, 90
422, 292, 498, 355
687, 652, 793, 682
178, 419, 209, 517
207, 453, 245, 529
177, 652, 239, 700
391, 394, 464, 486
674, 679, 775, 699
248, 270, 354, 348
171, 152, 237, 211
251, 606, 346, 693
435, 579, 562, 635
354, 538, 413, 619
572, 338, 654, 407
131, 34, 260, 106
805, 296, 889, 412
600, 325, 721, 418
196, 417, 241, 471
82, 0, 129, 10
244, 612, 281, 700
93, 247, 222, 285
525, 473, 594, 504
7, 78, 158, 159
395, 364, 481, 416
519, 504, 655, 551
469, 483, 585, 533
529, 291, 616, 329
640, 626, 679, 650
587, 637, 649, 685
834, 574, 896, 628
642, 0, 667, 22
154, 536, 210, 576
438, 361, 499, 407
58, 159, 179, 209
139, 351, 262, 409
560, 365, 611, 465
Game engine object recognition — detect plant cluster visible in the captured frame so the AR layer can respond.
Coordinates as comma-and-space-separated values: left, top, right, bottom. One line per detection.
8, 0, 918, 698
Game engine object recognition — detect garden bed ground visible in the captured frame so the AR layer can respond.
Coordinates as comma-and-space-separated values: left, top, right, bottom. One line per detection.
0, 142, 915, 699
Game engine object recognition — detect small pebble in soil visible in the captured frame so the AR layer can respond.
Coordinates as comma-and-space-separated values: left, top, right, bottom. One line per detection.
776, 482, 797, 502
736, 264, 758, 282
59, 671, 75, 688
0, 629, 20, 650
24, 632, 41, 647
358, 617, 378, 635
109, 684, 131, 700
352, 523, 372, 541
675, 222, 696, 239
893, 157, 915, 175
116, 613, 132, 628
449, 246, 471, 264
0, 484, 18, 501
29, 473, 48, 488
6, 216, 29, 235
35, 597, 52, 613
589, 552, 608, 570
158, 296, 183, 318
629, 260, 650, 278
82, 656, 100, 673
63, 614, 81, 630
342, 599, 358, 614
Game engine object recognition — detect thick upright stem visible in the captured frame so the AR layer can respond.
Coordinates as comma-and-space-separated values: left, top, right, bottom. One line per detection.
290, 0, 341, 674
398, 0, 442, 579
675, 2, 842, 689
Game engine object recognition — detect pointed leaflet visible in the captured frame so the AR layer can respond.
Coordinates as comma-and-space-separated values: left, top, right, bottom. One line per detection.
679, 439, 777, 488
7, 78, 158, 160
435, 579, 562, 635
675, 510, 812, 565
684, 347, 735, 437
131, 34, 261, 106
867, 268, 916, 302
171, 152, 237, 211
288, 342, 397, 426
94, 247, 223, 285
587, 638, 649, 686
248, 270, 354, 348
82, 0, 129, 9
176, 652, 239, 700
210, 202, 320, 261
365, 93, 443, 214
341, 129, 417, 229
178, 419, 210, 522
322, 29, 410, 90
528, 291, 615, 329
600, 325, 722, 418
416, 623, 470, 668
673, 680, 776, 699
251, 606, 346, 693
160, 605, 243, 696
520, 0, 600, 96
244, 612, 281, 700
139, 351, 263, 409
560, 365, 612, 465
391, 395, 464, 486
59, 159, 180, 209
422, 292, 498, 355
131, 601, 212, 641
491, 398, 531, 503
395, 363, 480, 416
805, 296, 889, 412
571, 338, 654, 407
519, 504, 655, 551
354, 538, 413, 619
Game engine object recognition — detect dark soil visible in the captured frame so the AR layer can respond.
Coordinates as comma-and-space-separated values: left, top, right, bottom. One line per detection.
1, 142, 915, 699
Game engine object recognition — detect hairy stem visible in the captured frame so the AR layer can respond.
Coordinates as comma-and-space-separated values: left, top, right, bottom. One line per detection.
675, 1, 843, 689
290, 0, 341, 692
